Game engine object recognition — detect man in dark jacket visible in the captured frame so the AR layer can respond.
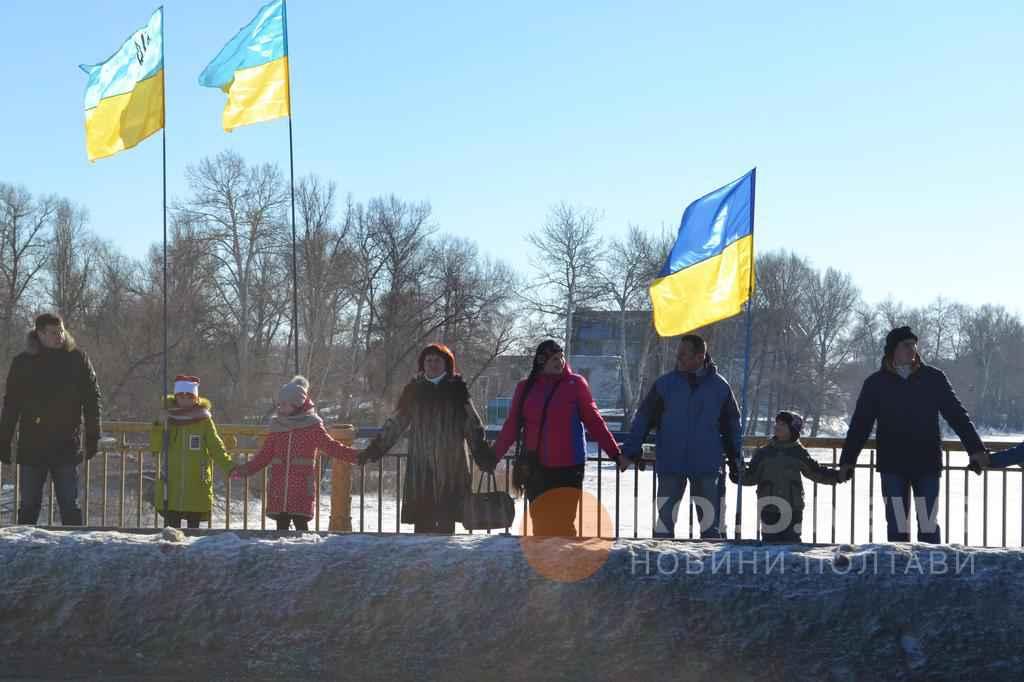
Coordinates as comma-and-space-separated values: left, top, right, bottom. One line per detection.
0, 313, 102, 525
622, 334, 742, 538
839, 326, 984, 543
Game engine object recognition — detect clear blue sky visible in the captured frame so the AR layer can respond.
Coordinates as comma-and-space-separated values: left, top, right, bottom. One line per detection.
1, 1, 1020, 313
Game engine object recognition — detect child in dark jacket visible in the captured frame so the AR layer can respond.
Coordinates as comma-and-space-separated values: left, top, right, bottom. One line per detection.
730, 411, 840, 542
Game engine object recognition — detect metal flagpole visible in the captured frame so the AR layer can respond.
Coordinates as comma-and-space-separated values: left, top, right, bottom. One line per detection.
282, 0, 299, 377
160, 7, 170, 524
735, 167, 757, 540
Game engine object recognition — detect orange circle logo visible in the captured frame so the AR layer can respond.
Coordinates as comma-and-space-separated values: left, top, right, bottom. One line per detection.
519, 488, 614, 583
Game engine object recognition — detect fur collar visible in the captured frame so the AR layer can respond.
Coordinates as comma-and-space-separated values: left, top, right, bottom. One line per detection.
402, 374, 469, 404
162, 395, 213, 424
26, 330, 77, 355
882, 352, 923, 375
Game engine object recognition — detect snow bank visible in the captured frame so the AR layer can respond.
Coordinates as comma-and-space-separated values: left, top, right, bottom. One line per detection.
1, 528, 1021, 680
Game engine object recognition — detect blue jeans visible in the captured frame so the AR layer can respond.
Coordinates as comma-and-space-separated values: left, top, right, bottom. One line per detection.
880, 472, 940, 543
17, 463, 82, 526
655, 472, 724, 538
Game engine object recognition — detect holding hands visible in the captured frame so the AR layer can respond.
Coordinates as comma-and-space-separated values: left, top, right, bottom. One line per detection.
357, 442, 383, 467
473, 441, 499, 474
968, 450, 991, 475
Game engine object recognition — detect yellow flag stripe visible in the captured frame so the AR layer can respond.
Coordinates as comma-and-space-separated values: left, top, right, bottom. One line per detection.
84, 70, 164, 162
649, 233, 754, 336
222, 55, 290, 131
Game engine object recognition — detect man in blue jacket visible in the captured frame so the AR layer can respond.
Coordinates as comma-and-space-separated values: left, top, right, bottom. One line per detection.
623, 334, 742, 538
839, 326, 985, 543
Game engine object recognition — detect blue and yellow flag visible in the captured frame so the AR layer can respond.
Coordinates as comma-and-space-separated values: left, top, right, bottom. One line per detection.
80, 8, 164, 162
650, 169, 756, 336
199, 0, 290, 131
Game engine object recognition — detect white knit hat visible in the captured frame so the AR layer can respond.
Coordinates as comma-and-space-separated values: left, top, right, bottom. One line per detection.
173, 375, 200, 397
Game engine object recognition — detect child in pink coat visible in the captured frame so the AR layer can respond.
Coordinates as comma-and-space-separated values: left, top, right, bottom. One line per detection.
231, 376, 357, 530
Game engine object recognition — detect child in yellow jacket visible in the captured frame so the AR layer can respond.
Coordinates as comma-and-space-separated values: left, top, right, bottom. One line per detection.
150, 375, 234, 528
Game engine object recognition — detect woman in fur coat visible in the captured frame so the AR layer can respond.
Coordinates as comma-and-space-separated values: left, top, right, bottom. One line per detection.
359, 344, 495, 534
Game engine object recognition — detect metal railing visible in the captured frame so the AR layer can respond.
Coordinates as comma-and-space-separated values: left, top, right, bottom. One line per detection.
0, 423, 1020, 546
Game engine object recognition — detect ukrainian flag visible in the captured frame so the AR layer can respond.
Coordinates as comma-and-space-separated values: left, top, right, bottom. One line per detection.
199, 0, 290, 131
650, 169, 756, 336
80, 8, 164, 162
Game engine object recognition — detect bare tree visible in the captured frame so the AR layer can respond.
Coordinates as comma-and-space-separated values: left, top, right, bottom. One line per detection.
595, 224, 663, 423
294, 176, 354, 393
0, 184, 54, 358
803, 267, 860, 435
47, 199, 102, 328
179, 151, 288, 406
523, 202, 604, 357
358, 196, 435, 414
743, 251, 813, 434
430, 237, 521, 387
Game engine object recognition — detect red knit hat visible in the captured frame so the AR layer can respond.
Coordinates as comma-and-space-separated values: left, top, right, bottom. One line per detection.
418, 344, 456, 375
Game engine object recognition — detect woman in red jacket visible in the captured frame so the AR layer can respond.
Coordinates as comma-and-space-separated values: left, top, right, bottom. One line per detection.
494, 340, 627, 536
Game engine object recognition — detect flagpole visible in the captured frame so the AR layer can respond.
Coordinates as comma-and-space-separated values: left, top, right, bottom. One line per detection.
735, 167, 757, 540
282, 0, 299, 377
160, 7, 169, 523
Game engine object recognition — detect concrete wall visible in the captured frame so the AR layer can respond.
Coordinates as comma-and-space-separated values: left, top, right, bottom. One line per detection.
1, 528, 1020, 681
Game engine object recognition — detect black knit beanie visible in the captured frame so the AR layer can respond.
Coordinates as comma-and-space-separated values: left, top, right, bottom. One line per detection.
884, 326, 918, 357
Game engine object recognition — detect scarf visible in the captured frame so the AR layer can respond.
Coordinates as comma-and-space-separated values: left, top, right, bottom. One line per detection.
426, 372, 447, 385
166, 404, 211, 425
270, 401, 323, 433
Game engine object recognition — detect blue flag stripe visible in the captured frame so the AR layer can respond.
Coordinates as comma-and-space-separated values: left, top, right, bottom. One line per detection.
657, 170, 754, 278
198, 0, 286, 90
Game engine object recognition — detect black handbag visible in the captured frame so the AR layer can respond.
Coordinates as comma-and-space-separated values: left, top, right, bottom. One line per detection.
462, 472, 516, 531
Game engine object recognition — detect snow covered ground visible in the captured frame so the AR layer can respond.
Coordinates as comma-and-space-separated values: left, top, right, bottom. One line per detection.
1, 527, 1022, 680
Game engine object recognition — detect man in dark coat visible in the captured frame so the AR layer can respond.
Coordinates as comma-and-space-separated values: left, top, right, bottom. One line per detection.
0, 313, 102, 525
839, 326, 984, 543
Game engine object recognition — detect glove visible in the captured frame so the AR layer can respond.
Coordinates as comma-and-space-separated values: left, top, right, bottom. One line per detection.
473, 442, 498, 474
358, 442, 383, 466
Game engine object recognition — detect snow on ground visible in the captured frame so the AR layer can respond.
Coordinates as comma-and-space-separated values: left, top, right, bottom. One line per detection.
1, 526, 1022, 680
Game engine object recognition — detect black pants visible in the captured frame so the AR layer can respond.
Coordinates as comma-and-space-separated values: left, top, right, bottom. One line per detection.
165, 511, 204, 529
17, 463, 82, 526
275, 514, 309, 531
760, 504, 803, 543
525, 463, 585, 537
